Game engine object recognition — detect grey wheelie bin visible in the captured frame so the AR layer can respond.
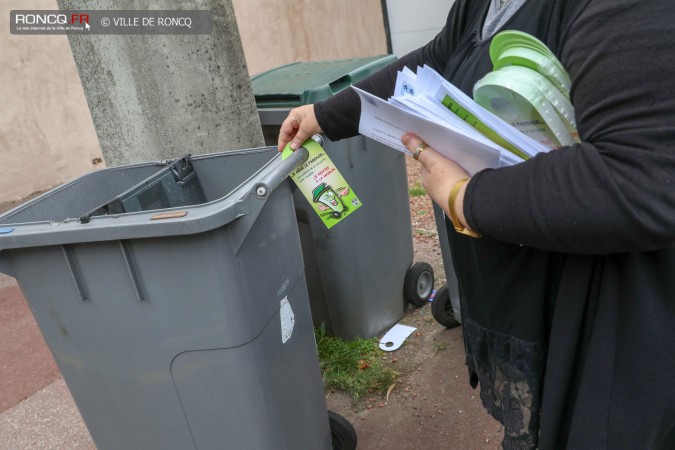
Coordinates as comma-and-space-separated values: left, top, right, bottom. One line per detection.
252, 56, 436, 340
430, 204, 462, 329
0, 147, 348, 450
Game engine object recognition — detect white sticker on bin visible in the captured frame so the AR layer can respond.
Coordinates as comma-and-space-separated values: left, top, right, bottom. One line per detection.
379, 324, 417, 352
280, 297, 295, 344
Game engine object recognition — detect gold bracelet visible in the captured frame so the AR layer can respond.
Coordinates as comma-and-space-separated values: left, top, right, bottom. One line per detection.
448, 178, 481, 238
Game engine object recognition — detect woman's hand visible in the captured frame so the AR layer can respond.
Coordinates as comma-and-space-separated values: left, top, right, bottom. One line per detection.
401, 133, 471, 229
278, 104, 323, 152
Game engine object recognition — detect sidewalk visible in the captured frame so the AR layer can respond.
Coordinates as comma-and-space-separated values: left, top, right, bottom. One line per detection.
0, 274, 94, 449
0, 274, 89, 448
0, 378, 94, 450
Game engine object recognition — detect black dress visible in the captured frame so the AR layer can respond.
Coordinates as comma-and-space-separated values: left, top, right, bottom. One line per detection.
314, 0, 675, 449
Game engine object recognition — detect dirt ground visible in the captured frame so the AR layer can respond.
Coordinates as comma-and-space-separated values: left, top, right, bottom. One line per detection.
322, 159, 503, 449
0, 160, 504, 449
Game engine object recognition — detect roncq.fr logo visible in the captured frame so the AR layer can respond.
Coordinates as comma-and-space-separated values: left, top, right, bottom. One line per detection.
14, 13, 90, 26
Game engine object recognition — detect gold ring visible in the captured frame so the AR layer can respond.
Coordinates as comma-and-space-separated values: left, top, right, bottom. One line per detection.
413, 142, 429, 160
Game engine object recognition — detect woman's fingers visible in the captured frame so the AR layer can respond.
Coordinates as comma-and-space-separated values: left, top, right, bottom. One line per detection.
400, 132, 470, 221
278, 112, 300, 151
401, 132, 430, 160
278, 105, 322, 151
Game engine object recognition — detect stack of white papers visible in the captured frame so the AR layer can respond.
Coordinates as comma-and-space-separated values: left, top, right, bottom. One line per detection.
355, 65, 550, 176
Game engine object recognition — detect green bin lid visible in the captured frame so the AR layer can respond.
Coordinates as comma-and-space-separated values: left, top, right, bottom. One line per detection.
251, 54, 397, 108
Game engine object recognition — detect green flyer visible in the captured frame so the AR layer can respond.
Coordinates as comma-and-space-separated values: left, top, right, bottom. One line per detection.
282, 139, 362, 229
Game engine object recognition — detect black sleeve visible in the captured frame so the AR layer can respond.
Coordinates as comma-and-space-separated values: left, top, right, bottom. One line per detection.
465, 0, 675, 254
314, 0, 468, 141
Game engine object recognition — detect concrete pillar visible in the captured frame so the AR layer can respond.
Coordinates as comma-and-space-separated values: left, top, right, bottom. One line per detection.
57, 0, 264, 166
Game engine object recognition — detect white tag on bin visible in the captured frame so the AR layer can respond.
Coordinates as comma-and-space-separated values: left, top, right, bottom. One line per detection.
280, 297, 295, 344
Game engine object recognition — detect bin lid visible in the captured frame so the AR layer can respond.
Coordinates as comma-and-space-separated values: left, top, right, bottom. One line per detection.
251, 55, 397, 108
0, 148, 309, 251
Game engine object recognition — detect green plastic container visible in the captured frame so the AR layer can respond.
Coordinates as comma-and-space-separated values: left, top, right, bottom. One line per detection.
251, 55, 397, 108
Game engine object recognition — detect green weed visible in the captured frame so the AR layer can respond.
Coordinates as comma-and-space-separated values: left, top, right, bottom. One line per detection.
433, 341, 448, 352
414, 228, 437, 238
315, 324, 398, 401
409, 182, 426, 197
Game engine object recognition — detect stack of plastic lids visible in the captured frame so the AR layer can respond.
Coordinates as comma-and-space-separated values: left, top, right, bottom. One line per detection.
473, 30, 580, 150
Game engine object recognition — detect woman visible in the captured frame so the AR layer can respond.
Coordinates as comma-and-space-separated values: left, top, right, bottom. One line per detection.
278, 0, 675, 448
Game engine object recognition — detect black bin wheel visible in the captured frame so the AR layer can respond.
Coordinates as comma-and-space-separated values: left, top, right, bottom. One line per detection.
431, 285, 460, 329
404, 262, 435, 308
329, 410, 357, 450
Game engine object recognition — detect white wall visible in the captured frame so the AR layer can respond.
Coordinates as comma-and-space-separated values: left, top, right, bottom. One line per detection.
1, 0, 104, 204
233, 0, 388, 76
385, 0, 454, 57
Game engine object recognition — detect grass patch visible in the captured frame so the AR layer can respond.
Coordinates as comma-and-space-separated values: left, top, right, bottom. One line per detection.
315, 324, 398, 401
433, 341, 448, 352
409, 182, 426, 197
414, 228, 438, 238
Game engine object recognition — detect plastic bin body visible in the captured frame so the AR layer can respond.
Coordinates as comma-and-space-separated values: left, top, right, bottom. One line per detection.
252, 56, 415, 340
0, 148, 331, 450
432, 204, 462, 323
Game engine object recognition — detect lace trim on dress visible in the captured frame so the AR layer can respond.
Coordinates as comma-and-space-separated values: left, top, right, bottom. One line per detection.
462, 315, 547, 450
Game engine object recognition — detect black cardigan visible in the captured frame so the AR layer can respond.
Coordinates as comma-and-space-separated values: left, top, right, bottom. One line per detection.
315, 0, 675, 449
